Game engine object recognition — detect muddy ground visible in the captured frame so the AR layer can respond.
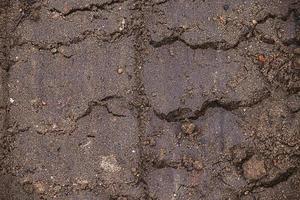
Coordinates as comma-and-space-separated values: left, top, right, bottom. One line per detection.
0, 0, 300, 199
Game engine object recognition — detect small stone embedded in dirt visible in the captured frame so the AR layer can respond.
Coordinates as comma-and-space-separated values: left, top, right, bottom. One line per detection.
100, 155, 121, 173
294, 48, 300, 55
53, 185, 62, 192
181, 121, 196, 135
231, 147, 247, 165
51, 12, 61, 19
51, 48, 57, 54
41, 101, 47, 106
182, 155, 194, 170
33, 182, 45, 194
218, 16, 226, 24
117, 197, 127, 200
193, 160, 204, 171
149, 138, 156, 146
77, 179, 89, 189
131, 167, 137, 173
119, 18, 126, 31
117, 67, 124, 74
143, 138, 156, 146
131, 167, 139, 176
294, 57, 300, 68
252, 20, 258, 25
257, 54, 266, 63
9, 98, 14, 103
243, 156, 267, 181
169, 48, 175, 56
22, 182, 34, 194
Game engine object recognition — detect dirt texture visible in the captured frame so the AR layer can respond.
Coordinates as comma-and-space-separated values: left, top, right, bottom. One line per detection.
0, 0, 300, 200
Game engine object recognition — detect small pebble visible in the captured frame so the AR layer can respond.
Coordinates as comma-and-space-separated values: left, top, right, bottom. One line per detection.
169, 49, 175, 56
143, 138, 156, 146
22, 182, 34, 193
52, 12, 60, 19
9, 98, 15, 103
52, 124, 58, 129
149, 138, 156, 146
193, 160, 204, 171
252, 20, 258, 25
51, 48, 57, 54
243, 155, 266, 180
77, 180, 89, 189
117, 68, 124, 74
181, 121, 196, 135
131, 167, 137, 173
257, 54, 266, 63
294, 48, 300, 55
33, 182, 45, 194
294, 57, 300, 68
117, 197, 127, 200
119, 18, 126, 31
53, 185, 61, 192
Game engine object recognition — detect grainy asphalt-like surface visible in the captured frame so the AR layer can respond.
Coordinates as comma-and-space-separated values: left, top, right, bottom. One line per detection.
0, 0, 300, 199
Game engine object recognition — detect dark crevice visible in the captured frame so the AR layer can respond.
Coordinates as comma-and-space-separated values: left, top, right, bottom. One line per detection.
49, 0, 127, 16
151, 0, 171, 6
154, 91, 271, 122
75, 96, 126, 122
103, 104, 127, 117
256, 8, 295, 24
12, 0, 40, 31
14, 26, 134, 52
149, 34, 236, 50
149, 156, 203, 172
100, 95, 123, 102
14, 29, 94, 49
240, 167, 298, 198
149, 9, 296, 50
260, 167, 298, 188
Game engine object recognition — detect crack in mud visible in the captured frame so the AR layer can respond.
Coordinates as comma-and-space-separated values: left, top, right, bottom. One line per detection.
51, 0, 128, 17
154, 91, 271, 122
240, 167, 298, 198
75, 95, 126, 122
14, 26, 134, 51
149, 9, 297, 50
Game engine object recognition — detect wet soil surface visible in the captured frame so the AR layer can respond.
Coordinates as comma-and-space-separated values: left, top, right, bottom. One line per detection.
0, 0, 300, 199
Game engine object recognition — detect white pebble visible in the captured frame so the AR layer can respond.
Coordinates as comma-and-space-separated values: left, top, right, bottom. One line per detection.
9, 98, 14, 103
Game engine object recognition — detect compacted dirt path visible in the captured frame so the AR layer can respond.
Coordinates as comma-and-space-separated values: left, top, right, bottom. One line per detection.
0, 0, 300, 199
